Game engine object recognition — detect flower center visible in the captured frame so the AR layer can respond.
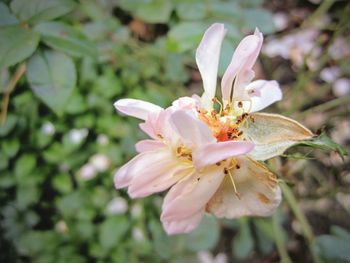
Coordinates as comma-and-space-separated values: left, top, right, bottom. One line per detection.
197, 98, 251, 142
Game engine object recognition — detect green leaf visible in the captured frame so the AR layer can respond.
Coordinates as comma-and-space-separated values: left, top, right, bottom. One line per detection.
186, 215, 220, 252
119, 0, 173, 23
2, 139, 20, 158
34, 22, 97, 58
166, 22, 208, 53
175, 2, 206, 21
10, 0, 76, 24
313, 227, 350, 262
52, 173, 73, 194
243, 8, 276, 34
0, 25, 40, 69
0, 3, 19, 26
26, 50, 76, 115
232, 219, 254, 259
297, 132, 348, 159
99, 217, 129, 250
0, 114, 17, 136
14, 154, 37, 179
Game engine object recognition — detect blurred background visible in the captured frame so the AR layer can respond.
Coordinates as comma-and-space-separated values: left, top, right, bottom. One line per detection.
0, 0, 349, 262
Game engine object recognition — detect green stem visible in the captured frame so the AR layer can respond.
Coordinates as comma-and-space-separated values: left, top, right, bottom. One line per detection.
301, 0, 336, 28
280, 182, 322, 263
297, 96, 350, 119
272, 211, 293, 263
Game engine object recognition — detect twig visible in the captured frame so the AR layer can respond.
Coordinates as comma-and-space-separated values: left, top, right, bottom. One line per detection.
0, 63, 26, 125
272, 211, 293, 263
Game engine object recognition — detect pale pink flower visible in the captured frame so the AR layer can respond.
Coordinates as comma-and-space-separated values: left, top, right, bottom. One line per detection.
113, 23, 313, 235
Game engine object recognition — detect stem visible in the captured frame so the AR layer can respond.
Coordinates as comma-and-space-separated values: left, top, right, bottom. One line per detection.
297, 95, 350, 119
0, 63, 26, 125
272, 211, 293, 263
301, 0, 336, 28
280, 182, 321, 263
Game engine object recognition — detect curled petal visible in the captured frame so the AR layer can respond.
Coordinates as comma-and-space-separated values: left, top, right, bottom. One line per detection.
135, 139, 165, 153
170, 110, 215, 148
246, 80, 282, 112
193, 141, 254, 169
161, 166, 224, 223
113, 148, 168, 189
196, 23, 227, 108
162, 209, 204, 235
241, 113, 314, 160
114, 98, 162, 120
207, 157, 281, 218
221, 28, 263, 102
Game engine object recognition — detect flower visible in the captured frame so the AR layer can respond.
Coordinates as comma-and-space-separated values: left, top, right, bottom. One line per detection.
113, 23, 313, 235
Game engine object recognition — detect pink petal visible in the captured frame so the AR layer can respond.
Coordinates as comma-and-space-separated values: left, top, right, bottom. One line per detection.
114, 98, 163, 120
135, 139, 165, 153
246, 80, 282, 112
221, 28, 263, 102
162, 209, 205, 235
161, 166, 224, 222
128, 166, 192, 198
172, 96, 199, 110
170, 110, 215, 148
113, 148, 168, 189
196, 23, 227, 108
193, 141, 255, 169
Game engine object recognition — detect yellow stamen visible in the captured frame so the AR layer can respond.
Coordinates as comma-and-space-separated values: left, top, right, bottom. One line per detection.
224, 167, 241, 199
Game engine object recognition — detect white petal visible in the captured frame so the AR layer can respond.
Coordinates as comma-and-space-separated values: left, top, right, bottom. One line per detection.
114, 98, 163, 120
135, 139, 165, 152
206, 157, 281, 218
170, 110, 215, 148
246, 80, 282, 112
162, 209, 205, 235
221, 29, 263, 102
196, 23, 227, 108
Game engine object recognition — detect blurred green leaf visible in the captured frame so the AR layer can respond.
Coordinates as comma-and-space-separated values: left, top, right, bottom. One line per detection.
34, 22, 97, 58
99, 217, 129, 250
52, 173, 73, 194
232, 219, 254, 259
186, 215, 220, 252
167, 22, 207, 53
14, 154, 37, 179
27, 50, 76, 115
0, 25, 40, 69
297, 132, 347, 159
313, 226, 350, 262
119, 0, 173, 23
0, 114, 17, 136
0, 154, 9, 171
10, 0, 76, 24
176, 2, 206, 20
243, 8, 276, 34
2, 138, 20, 158
0, 2, 19, 26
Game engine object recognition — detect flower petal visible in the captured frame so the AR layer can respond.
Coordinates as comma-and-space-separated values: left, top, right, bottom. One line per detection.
193, 141, 254, 169
196, 23, 227, 108
221, 28, 263, 102
135, 139, 165, 153
241, 113, 314, 160
113, 147, 168, 189
114, 98, 163, 120
170, 110, 215, 148
161, 166, 225, 222
206, 157, 281, 218
162, 209, 205, 235
246, 80, 282, 112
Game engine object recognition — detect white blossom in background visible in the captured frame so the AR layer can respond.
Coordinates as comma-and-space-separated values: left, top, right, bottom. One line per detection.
55, 220, 68, 234
263, 29, 321, 70
106, 196, 128, 215
328, 37, 350, 60
68, 128, 89, 144
97, 134, 109, 145
333, 78, 350, 97
77, 163, 97, 181
273, 12, 288, 31
197, 251, 228, 263
320, 66, 341, 83
90, 153, 111, 172
132, 227, 145, 241
41, 122, 55, 135
130, 203, 143, 219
